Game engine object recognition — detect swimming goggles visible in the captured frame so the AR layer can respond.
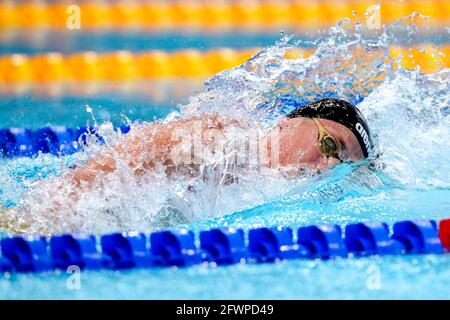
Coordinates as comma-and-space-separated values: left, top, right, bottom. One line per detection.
312, 118, 341, 160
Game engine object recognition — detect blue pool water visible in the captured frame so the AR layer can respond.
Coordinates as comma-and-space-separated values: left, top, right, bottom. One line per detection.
0, 93, 176, 128
2, 30, 450, 55
0, 31, 284, 54
1, 20, 450, 299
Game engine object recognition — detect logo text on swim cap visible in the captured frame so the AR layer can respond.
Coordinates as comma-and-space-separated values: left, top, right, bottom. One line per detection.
355, 122, 373, 155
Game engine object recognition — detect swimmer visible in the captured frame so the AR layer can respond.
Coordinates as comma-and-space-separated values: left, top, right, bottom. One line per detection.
67, 98, 372, 184
0, 98, 374, 233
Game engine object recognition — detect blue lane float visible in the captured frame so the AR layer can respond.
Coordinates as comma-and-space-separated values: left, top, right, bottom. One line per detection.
344, 222, 404, 256
0, 236, 51, 272
50, 234, 102, 270
297, 225, 347, 259
101, 232, 153, 269
248, 227, 306, 262
200, 228, 248, 265
0, 125, 131, 158
150, 229, 202, 267
392, 220, 443, 254
0, 219, 446, 273
34, 127, 78, 156
0, 128, 35, 157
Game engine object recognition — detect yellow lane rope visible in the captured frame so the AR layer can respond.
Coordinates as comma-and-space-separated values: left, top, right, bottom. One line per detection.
0, 48, 260, 82
0, 46, 448, 83
0, 0, 448, 30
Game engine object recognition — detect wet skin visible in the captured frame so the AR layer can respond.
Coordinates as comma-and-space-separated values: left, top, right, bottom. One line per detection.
69, 113, 364, 188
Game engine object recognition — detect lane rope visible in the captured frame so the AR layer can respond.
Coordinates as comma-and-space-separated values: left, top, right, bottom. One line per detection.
0, 125, 129, 157
0, 0, 447, 30
0, 219, 449, 272
0, 45, 448, 83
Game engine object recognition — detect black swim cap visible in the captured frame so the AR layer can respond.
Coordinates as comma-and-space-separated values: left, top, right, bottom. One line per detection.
286, 98, 374, 157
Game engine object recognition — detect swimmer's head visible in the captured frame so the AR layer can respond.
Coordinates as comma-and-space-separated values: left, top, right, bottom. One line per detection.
270, 98, 373, 172
286, 98, 374, 158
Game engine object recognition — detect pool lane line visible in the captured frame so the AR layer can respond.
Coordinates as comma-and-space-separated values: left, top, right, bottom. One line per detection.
0, 45, 449, 83
0, 125, 130, 158
0, 219, 448, 273
0, 48, 260, 82
0, 0, 448, 30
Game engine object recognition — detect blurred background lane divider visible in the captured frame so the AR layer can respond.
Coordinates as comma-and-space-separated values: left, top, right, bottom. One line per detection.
0, 46, 449, 83
0, 0, 448, 31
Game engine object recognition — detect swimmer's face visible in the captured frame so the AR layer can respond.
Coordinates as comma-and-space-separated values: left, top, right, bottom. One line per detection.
268, 117, 364, 173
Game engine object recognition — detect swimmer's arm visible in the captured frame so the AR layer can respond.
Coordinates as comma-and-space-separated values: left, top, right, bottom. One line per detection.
69, 129, 153, 187
68, 120, 170, 188
69, 113, 242, 187
70, 152, 117, 187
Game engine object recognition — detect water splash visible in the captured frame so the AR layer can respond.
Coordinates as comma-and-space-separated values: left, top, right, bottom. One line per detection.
2, 15, 450, 235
